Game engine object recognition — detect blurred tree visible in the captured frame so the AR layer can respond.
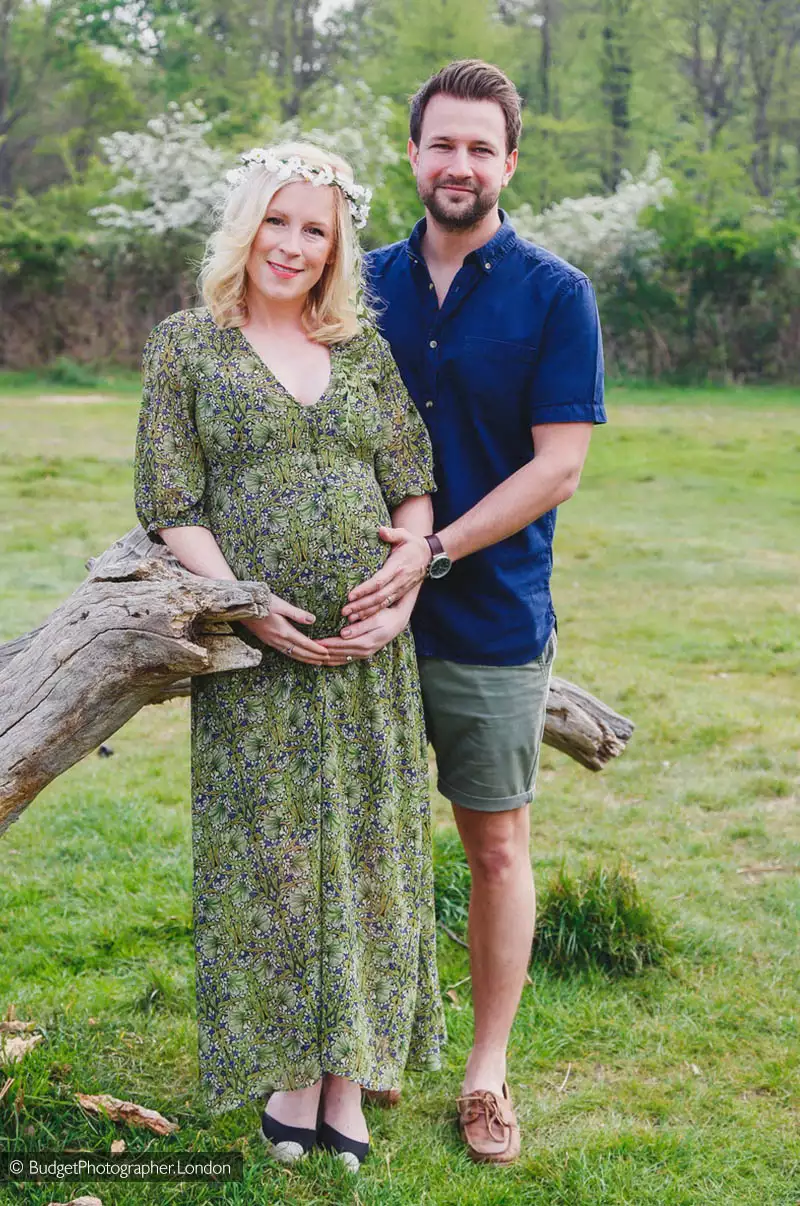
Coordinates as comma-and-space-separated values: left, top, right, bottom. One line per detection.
599, 0, 633, 189
676, 0, 749, 150
745, 0, 800, 196
357, 0, 504, 98
0, 0, 142, 197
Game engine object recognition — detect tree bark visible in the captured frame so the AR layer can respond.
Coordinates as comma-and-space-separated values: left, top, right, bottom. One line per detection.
0, 528, 634, 836
0, 528, 270, 835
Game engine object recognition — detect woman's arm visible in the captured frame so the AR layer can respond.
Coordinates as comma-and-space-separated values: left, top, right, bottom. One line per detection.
158, 525, 237, 581
159, 525, 332, 666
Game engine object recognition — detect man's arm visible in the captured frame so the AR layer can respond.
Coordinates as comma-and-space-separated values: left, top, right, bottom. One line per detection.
342, 422, 593, 621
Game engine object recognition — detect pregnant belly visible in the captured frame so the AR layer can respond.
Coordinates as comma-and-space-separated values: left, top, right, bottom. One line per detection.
219, 480, 392, 641
277, 530, 390, 640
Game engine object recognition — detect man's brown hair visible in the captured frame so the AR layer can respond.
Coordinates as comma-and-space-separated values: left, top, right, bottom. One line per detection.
409, 60, 523, 154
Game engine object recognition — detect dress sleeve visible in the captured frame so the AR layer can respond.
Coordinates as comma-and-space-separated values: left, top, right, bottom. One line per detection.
134, 319, 210, 542
373, 337, 436, 510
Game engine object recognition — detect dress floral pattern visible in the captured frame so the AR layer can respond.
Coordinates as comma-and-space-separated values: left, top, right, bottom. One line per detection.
134, 308, 445, 1115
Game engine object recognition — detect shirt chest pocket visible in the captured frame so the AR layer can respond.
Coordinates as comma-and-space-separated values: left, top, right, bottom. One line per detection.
455, 337, 538, 405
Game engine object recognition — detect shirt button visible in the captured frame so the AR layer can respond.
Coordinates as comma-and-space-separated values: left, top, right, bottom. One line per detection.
429, 339, 437, 349
484, 261, 492, 270
425, 400, 434, 409
429, 282, 435, 290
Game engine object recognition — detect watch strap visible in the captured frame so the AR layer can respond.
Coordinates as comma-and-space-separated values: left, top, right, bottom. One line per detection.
425, 534, 444, 560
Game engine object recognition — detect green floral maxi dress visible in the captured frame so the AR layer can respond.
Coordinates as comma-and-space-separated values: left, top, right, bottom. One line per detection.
134, 308, 445, 1115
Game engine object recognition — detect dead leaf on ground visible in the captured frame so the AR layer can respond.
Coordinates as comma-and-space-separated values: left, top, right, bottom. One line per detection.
76, 1093, 179, 1135
0, 1020, 36, 1034
445, 989, 462, 1010
0, 1033, 43, 1064
47, 1197, 104, 1206
0, 1077, 14, 1103
110, 1139, 126, 1154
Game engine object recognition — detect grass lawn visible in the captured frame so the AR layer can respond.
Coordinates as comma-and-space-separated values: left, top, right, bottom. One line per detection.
1, 382, 798, 1205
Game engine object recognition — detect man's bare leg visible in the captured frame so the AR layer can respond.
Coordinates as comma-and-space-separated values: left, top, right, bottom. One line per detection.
451, 801, 535, 1096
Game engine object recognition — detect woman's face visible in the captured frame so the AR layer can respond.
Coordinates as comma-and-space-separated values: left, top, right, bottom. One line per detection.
246, 180, 337, 306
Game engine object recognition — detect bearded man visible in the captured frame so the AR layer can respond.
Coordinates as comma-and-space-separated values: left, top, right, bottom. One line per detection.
342, 59, 606, 1163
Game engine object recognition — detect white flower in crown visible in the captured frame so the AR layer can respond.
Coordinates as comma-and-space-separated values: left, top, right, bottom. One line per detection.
226, 147, 371, 228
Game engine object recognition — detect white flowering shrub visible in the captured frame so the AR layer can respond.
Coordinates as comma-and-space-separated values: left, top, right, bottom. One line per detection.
511, 153, 675, 278
91, 102, 228, 235
91, 84, 400, 239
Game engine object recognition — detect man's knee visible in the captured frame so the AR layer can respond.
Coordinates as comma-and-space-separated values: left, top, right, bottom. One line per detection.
470, 840, 521, 884
455, 806, 531, 886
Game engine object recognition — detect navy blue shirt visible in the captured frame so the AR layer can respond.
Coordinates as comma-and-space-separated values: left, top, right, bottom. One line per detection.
364, 212, 606, 666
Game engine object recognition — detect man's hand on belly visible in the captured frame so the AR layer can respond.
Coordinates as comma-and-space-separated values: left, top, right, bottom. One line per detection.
321, 598, 412, 664
342, 525, 430, 622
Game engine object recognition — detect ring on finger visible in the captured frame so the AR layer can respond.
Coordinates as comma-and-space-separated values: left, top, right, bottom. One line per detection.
284, 645, 294, 656
346, 654, 353, 663
385, 594, 394, 607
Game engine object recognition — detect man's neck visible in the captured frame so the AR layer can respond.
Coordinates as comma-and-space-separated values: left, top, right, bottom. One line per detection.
420, 207, 502, 269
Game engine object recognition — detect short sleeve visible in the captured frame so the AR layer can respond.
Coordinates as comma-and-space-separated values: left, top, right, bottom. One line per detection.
528, 277, 606, 426
373, 337, 437, 509
134, 320, 210, 541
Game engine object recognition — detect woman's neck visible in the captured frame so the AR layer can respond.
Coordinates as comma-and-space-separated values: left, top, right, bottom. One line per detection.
244, 285, 307, 333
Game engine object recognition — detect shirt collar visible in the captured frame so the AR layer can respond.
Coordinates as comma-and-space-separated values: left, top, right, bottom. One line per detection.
406, 209, 517, 273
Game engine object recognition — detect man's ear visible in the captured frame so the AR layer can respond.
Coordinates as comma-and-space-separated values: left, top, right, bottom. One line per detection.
408, 137, 419, 174
502, 148, 518, 188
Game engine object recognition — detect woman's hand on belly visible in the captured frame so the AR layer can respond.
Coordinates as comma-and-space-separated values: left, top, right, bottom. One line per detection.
244, 594, 332, 665
319, 598, 412, 664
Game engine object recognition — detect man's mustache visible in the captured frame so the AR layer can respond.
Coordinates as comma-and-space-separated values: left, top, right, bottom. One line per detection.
436, 180, 478, 193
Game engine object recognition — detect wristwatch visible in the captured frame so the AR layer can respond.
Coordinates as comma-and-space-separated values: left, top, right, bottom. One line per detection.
425, 534, 453, 579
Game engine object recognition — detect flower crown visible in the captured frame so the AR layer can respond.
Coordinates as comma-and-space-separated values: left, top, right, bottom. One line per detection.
226, 148, 372, 229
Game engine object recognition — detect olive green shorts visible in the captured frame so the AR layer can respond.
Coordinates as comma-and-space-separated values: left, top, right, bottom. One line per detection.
418, 629, 556, 813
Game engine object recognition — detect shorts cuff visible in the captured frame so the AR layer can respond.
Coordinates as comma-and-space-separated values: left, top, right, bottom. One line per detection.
438, 777, 533, 813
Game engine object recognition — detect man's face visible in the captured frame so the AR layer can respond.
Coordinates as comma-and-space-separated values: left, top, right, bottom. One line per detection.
409, 94, 517, 232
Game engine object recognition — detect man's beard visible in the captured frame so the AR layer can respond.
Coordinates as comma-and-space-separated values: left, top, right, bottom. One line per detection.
417, 177, 498, 232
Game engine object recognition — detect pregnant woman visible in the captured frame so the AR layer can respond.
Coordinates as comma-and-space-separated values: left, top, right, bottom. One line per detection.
134, 142, 444, 1171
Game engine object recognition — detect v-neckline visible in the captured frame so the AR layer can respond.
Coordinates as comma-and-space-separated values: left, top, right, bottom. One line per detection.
235, 326, 336, 409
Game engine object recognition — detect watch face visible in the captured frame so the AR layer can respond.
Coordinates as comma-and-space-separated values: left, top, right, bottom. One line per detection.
429, 553, 452, 579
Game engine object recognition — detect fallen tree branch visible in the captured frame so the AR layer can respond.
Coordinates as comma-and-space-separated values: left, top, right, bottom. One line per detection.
544, 677, 634, 771
0, 528, 269, 834
0, 527, 634, 835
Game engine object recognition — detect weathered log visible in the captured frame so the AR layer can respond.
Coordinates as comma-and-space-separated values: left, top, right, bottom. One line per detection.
544, 677, 634, 771
0, 528, 270, 835
0, 527, 634, 836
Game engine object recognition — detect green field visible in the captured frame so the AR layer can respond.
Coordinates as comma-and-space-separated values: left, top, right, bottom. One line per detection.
1, 384, 798, 1205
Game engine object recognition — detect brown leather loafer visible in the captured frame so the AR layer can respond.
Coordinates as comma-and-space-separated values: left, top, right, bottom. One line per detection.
363, 1088, 402, 1108
456, 1082, 521, 1164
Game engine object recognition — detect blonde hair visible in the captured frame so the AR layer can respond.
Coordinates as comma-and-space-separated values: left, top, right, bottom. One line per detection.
200, 141, 367, 344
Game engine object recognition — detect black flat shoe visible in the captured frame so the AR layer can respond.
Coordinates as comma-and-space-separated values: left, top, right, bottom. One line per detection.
318, 1120, 370, 1172
260, 1109, 317, 1164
